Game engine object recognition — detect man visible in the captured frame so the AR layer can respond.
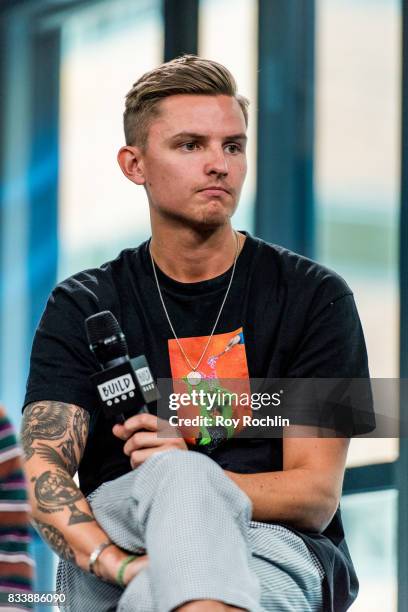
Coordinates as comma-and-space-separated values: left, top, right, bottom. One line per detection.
21, 55, 374, 611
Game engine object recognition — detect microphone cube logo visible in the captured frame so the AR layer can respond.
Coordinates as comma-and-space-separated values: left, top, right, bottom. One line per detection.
135, 366, 154, 386
97, 373, 136, 402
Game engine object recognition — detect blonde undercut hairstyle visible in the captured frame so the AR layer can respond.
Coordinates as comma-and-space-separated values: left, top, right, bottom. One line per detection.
123, 54, 249, 149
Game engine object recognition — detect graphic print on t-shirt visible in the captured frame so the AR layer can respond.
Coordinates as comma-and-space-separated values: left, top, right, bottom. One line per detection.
168, 327, 252, 446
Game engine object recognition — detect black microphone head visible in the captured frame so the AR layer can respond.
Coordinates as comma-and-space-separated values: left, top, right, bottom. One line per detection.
85, 311, 128, 368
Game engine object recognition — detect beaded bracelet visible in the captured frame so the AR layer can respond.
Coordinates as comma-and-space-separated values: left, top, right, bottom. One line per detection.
116, 555, 138, 588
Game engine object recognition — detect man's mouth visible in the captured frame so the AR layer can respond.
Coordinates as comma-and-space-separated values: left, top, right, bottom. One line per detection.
198, 186, 230, 195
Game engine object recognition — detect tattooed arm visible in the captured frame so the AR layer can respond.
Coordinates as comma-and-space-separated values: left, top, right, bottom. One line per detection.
21, 401, 148, 584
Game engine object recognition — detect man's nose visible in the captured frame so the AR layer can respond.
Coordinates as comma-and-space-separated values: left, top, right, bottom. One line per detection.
204, 147, 228, 176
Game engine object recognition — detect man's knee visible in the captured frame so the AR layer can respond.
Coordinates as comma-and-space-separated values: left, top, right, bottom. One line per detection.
143, 448, 219, 479
145, 448, 227, 485
144, 449, 252, 518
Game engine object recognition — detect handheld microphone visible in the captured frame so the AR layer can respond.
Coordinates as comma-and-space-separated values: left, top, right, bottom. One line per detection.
85, 311, 160, 423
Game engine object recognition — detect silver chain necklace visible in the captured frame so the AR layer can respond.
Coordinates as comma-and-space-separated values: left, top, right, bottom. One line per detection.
149, 231, 240, 386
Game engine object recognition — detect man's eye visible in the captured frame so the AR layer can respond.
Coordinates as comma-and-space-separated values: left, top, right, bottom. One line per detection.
180, 142, 199, 151
225, 144, 241, 154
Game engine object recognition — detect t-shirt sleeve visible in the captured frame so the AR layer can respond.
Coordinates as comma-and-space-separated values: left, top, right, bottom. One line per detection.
23, 280, 101, 413
284, 293, 376, 436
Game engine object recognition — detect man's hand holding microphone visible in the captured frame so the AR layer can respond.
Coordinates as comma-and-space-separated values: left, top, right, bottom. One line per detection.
112, 412, 188, 469
85, 311, 188, 586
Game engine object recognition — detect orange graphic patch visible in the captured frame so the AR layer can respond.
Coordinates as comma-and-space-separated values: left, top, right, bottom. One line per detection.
168, 328, 252, 444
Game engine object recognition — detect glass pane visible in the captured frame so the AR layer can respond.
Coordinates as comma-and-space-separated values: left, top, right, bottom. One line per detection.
315, 0, 401, 465
342, 490, 397, 611
59, 0, 163, 280
199, 0, 257, 232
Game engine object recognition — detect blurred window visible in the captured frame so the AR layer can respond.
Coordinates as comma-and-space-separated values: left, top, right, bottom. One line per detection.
341, 489, 397, 611
59, 0, 163, 280
315, 0, 401, 466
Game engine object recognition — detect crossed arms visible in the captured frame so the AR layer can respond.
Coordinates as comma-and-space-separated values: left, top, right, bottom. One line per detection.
21, 400, 349, 583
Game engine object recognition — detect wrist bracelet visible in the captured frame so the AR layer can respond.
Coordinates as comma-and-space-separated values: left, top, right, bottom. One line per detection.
116, 555, 138, 588
88, 541, 113, 575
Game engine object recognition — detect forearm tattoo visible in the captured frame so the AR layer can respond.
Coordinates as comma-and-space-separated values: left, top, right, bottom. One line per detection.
73, 409, 88, 457
21, 402, 90, 473
34, 520, 76, 561
22, 401, 93, 526
58, 435, 78, 476
36, 441, 77, 476
21, 402, 69, 460
31, 468, 94, 526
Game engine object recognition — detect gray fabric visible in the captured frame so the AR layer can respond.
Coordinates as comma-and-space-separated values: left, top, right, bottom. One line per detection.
56, 449, 324, 611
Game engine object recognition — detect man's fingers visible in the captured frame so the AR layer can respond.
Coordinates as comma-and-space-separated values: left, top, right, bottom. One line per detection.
112, 423, 129, 440
123, 431, 163, 456
129, 447, 163, 469
112, 413, 159, 440
123, 431, 184, 456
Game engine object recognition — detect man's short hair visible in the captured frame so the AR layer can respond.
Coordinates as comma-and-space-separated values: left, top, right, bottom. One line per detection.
123, 54, 249, 149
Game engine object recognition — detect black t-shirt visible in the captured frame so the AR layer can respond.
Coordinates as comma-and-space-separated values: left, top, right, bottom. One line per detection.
24, 232, 375, 612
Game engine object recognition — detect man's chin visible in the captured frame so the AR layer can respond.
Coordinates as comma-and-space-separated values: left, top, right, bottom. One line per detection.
160, 207, 233, 230
200, 209, 230, 226
197, 200, 236, 227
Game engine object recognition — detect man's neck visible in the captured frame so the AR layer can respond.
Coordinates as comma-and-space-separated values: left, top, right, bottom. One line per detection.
149, 226, 245, 283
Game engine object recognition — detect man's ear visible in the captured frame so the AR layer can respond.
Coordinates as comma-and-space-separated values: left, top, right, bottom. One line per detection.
117, 146, 146, 185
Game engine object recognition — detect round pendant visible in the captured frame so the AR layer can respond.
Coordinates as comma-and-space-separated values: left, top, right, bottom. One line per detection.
187, 370, 202, 385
